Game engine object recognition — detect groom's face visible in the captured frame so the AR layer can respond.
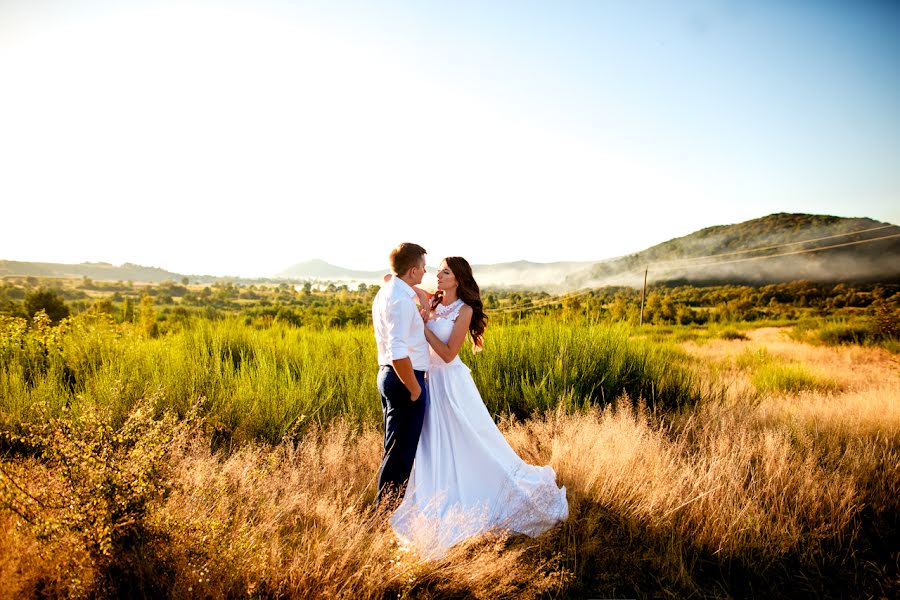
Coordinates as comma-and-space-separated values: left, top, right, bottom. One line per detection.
411, 256, 426, 285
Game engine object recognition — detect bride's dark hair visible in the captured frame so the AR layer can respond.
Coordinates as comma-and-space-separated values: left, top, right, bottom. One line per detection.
431, 256, 487, 352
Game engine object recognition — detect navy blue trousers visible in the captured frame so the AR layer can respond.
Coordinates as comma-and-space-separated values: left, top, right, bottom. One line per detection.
376, 365, 427, 508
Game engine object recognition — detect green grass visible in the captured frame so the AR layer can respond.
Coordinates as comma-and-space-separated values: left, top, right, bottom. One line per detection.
1, 314, 713, 446
735, 347, 774, 370
717, 328, 749, 341
750, 362, 839, 395
733, 346, 839, 395
468, 321, 710, 418
789, 316, 899, 352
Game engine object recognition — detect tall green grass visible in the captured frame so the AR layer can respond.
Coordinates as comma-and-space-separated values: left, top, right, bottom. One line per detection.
751, 363, 839, 395
468, 321, 708, 418
1, 314, 710, 445
734, 347, 839, 395
790, 316, 899, 352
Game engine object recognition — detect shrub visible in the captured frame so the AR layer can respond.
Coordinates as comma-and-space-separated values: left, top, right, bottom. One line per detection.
751, 363, 838, 395
871, 297, 899, 339
24, 288, 69, 324
0, 393, 202, 597
719, 328, 749, 341
816, 322, 872, 346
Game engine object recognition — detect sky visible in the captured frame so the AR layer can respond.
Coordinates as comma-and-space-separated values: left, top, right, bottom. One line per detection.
1, 0, 898, 277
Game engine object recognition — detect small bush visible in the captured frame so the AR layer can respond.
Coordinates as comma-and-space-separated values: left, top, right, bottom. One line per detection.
0, 392, 202, 597
816, 322, 873, 346
24, 288, 70, 324
735, 347, 773, 370
719, 328, 749, 341
751, 363, 838, 395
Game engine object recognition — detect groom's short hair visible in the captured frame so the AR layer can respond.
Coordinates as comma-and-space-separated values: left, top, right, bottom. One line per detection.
390, 243, 427, 276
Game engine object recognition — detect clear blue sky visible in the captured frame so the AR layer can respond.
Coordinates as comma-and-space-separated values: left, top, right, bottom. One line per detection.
1, 0, 898, 276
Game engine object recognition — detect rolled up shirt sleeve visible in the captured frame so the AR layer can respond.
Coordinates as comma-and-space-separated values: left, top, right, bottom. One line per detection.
384, 297, 413, 362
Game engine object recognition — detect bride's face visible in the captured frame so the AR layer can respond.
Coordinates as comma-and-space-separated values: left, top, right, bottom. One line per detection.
436, 261, 458, 293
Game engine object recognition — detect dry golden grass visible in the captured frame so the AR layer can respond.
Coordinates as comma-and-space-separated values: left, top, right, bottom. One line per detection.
683, 327, 900, 444
0, 513, 47, 600
686, 326, 899, 393
155, 421, 570, 599
1, 328, 897, 598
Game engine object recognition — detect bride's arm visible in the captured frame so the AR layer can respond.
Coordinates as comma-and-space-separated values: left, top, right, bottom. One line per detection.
424, 305, 473, 363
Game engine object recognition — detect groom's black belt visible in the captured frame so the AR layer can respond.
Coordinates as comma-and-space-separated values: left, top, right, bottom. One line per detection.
380, 365, 427, 375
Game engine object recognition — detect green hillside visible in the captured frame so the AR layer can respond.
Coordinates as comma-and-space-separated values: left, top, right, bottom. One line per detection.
0, 261, 280, 286
0, 261, 186, 283
567, 213, 900, 287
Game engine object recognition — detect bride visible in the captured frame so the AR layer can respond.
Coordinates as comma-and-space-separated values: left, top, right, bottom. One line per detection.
388, 256, 568, 559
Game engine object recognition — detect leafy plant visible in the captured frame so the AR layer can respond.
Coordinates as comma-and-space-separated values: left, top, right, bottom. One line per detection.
0, 391, 202, 597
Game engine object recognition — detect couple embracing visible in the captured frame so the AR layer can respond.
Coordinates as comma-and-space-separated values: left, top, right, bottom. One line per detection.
372, 242, 568, 559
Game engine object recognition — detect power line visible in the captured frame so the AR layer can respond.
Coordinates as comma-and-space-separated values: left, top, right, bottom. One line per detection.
651, 232, 900, 272
648, 224, 897, 267
487, 230, 900, 314
488, 288, 595, 314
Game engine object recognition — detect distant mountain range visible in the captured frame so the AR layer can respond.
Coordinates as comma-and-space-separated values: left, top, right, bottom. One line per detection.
0, 261, 272, 286
3, 214, 898, 289
0, 261, 187, 283
277, 259, 390, 282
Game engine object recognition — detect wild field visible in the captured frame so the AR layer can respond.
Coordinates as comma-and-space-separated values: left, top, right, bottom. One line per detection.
0, 290, 898, 598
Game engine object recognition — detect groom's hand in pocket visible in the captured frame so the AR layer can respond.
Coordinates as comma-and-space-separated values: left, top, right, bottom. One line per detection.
392, 357, 422, 402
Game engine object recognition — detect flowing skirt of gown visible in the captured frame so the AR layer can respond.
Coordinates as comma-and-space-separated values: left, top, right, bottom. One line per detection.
390, 356, 569, 559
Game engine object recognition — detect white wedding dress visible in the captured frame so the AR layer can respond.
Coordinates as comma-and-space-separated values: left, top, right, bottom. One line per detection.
390, 299, 568, 559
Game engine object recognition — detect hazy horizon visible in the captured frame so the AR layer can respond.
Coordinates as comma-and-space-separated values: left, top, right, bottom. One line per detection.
2, 1, 899, 277
3, 212, 897, 285
0, 245, 609, 276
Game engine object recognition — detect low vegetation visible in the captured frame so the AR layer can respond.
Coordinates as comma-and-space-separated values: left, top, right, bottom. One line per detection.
0, 275, 897, 598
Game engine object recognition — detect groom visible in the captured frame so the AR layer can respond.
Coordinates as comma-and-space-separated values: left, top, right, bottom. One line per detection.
372, 242, 429, 509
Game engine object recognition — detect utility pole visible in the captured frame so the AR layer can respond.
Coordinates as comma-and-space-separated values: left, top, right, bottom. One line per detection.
639, 266, 648, 326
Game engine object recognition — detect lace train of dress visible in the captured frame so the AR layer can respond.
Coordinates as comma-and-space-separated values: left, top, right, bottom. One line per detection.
390, 299, 568, 559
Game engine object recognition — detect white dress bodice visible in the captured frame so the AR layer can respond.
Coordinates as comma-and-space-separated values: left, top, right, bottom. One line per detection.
426, 299, 465, 369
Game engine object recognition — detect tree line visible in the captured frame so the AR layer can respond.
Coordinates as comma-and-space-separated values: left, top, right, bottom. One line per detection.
1, 276, 897, 334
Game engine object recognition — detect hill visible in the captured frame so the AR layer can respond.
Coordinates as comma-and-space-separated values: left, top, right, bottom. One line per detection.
277, 259, 385, 281
566, 213, 900, 288
0, 260, 186, 283
0, 261, 284, 286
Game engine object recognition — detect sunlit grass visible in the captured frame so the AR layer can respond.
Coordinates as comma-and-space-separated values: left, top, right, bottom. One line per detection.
0, 314, 711, 445
751, 362, 840, 395
1, 387, 896, 598
790, 316, 898, 353
1, 314, 898, 597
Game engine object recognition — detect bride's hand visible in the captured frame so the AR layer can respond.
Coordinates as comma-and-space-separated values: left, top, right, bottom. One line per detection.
418, 289, 433, 321
413, 287, 431, 308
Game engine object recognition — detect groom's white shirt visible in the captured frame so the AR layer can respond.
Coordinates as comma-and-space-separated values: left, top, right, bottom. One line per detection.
372, 276, 429, 371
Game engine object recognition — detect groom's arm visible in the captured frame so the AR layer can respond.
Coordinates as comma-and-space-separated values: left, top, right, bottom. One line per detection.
385, 298, 423, 402
391, 357, 422, 402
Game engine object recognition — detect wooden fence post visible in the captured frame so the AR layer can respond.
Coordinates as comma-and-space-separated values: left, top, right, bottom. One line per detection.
639, 266, 648, 326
